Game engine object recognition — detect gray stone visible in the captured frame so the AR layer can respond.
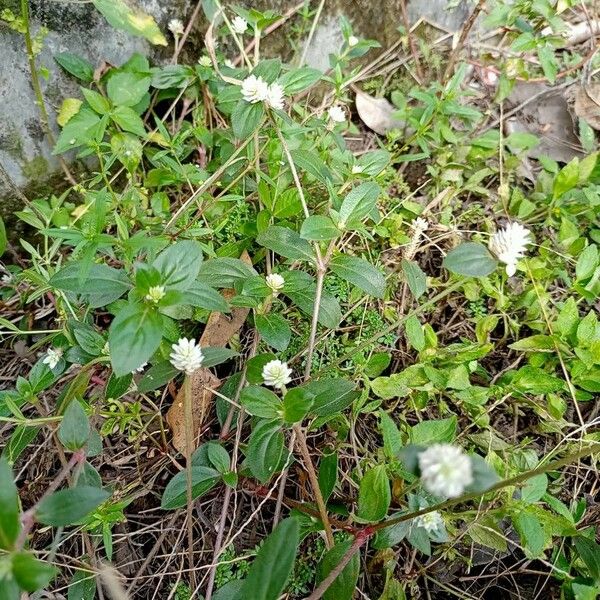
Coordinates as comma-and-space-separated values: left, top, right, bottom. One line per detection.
0, 0, 473, 230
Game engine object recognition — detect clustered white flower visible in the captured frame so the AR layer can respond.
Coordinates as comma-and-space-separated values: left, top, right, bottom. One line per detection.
265, 273, 285, 294
328, 105, 346, 123
488, 221, 532, 277
404, 217, 429, 260
262, 359, 292, 389
418, 443, 473, 498
414, 510, 444, 533
241, 75, 285, 110
198, 55, 212, 67
170, 337, 204, 374
145, 285, 166, 304
168, 19, 184, 36
348, 35, 359, 47
351, 165, 364, 175
43, 347, 63, 370
231, 15, 248, 34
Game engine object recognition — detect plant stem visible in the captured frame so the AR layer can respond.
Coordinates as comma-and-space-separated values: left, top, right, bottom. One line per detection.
20, 0, 77, 186
304, 267, 325, 381
183, 375, 196, 590
305, 529, 370, 600
293, 423, 334, 548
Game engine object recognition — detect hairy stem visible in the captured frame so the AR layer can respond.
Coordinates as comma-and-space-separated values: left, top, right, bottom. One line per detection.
183, 376, 196, 589
293, 423, 334, 548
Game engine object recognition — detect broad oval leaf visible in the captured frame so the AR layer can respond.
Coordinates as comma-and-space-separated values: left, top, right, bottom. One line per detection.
246, 419, 285, 483
330, 255, 385, 298
152, 240, 203, 290
338, 182, 380, 228
256, 226, 315, 263
240, 386, 282, 419
317, 538, 361, 600
241, 518, 300, 600
37, 486, 110, 526
357, 465, 390, 522
255, 313, 291, 351
443, 242, 497, 277
0, 458, 20, 550
161, 466, 221, 509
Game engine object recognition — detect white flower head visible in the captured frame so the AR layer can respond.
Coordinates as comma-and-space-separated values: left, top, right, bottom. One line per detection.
43, 347, 63, 370
265, 273, 285, 294
168, 19, 184, 36
351, 165, 364, 174
418, 443, 473, 498
170, 337, 204, 374
198, 55, 212, 67
241, 74, 269, 104
488, 221, 532, 277
224, 59, 235, 69
412, 217, 429, 232
134, 362, 148, 374
266, 82, 285, 110
348, 35, 359, 47
231, 15, 248, 35
145, 285, 166, 304
262, 359, 292, 389
414, 510, 444, 533
328, 105, 346, 123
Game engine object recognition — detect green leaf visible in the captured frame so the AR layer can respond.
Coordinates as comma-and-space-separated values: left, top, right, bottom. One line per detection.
279, 67, 322, 93
372, 515, 411, 549
357, 465, 390, 522
330, 255, 385, 298
182, 281, 228, 312
241, 518, 300, 600
404, 314, 425, 351
231, 99, 264, 139
108, 303, 163, 377
574, 536, 600, 583
255, 314, 291, 351
81, 88, 111, 114
513, 511, 546, 557
410, 417, 457, 445
283, 272, 341, 329
303, 379, 357, 417
152, 240, 203, 290
282, 387, 314, 423
107, 72, 150, 106
521, 474, 547, 504
53, 107, 102, 154
58, 400, 90, 451
0, 458, 20, 550
201, 347, 239, 368
54, 52, 94, 82
240, 386, 282, 419
401, 259, 427, 299
443, 243, 497, 277
468, 519, 508, 552
160, 466, 221, 509
317, 538, 360, 600
509, 335, 556, 352
105, 372, 133, 400
198, 258, 258, 288
207, 443, 230, 473
68, 569, 97, 600
92, 0, 167, 45
553, 157, 579, 199
300, 215, 340, 241
356, 149, 391, 176
136, 361, 179, 393
37, 486, 110, 526
246, 419, 285, 483
213, 580, 245, 600
318, 452, 338, 502
513, 366, 564, 394
338, 182, 380, 228
49, 262, 131, 308
256, 225, 315, 263
111, 105, 146, 137
379, 411, 403, 460
576, 244, 598, 282
57, 98, 83, 127
290, 148, 332, 183
12, 552, 57, 592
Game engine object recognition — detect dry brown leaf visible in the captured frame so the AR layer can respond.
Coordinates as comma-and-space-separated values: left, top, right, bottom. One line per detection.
355, 90, 405, 135
166, 251, 252, 453
574, 84, 600, 130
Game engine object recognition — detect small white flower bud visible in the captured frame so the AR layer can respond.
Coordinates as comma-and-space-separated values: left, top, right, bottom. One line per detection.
265, 273, 285, 293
